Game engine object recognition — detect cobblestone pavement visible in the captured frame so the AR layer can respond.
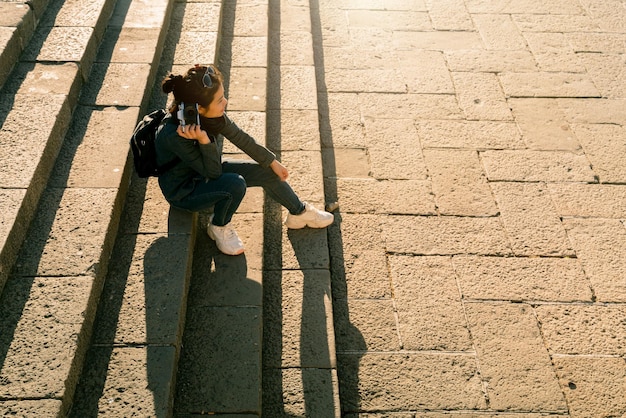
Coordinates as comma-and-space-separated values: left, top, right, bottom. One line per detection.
315, 0, 626, 417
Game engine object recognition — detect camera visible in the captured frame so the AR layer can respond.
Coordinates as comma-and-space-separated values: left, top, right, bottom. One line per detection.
177, 102, 200, 128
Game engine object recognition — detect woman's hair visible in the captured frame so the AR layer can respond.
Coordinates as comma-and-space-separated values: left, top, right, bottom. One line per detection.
162, 64, 223, 113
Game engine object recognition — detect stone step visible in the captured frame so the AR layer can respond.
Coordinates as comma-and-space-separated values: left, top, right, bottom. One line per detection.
0, 0, 51, 90
0, 0, 175, 415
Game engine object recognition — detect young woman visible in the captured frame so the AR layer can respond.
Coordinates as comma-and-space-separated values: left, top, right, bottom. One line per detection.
155, 64, 333, 255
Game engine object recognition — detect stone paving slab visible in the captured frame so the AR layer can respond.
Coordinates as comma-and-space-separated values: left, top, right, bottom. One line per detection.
337, 352, 486, 412
492, 182, 575, 257
176, 305, 263, 414
465, 302, 567, 412
453, 255, 593, 303
0, 399, 62, 418
389, 256, 473, 351
553, 356, 626, 418
563, 218, 626, 303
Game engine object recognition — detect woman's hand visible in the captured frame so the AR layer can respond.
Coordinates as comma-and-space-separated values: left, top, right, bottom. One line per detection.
270, 159, 289, 181
177, 124, 211, 144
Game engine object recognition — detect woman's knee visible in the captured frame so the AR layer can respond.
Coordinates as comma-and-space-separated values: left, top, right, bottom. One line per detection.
222, 172, 247, 199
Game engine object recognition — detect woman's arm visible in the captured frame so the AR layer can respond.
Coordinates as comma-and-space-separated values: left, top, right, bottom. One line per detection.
221, 115, 276, 167
167, 123, 222, 179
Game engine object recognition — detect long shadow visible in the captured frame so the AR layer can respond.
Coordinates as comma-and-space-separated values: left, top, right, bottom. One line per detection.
173, 212, 263, 415
309, 0, 366, 414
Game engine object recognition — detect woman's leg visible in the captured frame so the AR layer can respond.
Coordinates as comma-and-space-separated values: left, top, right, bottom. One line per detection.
222, 160, 305, 214
169, 173, 247, 226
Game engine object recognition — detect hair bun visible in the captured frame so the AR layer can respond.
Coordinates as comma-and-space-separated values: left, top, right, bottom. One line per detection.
162, 74, 183, 94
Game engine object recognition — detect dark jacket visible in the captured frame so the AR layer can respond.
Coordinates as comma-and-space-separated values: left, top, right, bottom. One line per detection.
155, 112, 275, 202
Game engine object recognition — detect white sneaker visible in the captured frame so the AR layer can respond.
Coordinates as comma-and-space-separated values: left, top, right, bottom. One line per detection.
284, 202, 334, 229
207, 215, 245, 255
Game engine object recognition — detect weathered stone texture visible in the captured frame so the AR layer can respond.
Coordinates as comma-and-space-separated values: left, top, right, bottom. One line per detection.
454, 255, 592, 302
389, 256, 472, 351
491, 182, 574, 256
465, 303, 568, 411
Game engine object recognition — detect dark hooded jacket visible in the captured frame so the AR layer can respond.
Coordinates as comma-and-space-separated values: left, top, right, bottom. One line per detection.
155, 112, 275, 202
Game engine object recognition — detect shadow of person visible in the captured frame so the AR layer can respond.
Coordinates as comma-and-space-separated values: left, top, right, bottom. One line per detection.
171, 211, 264, 415
282, 217, 365, 417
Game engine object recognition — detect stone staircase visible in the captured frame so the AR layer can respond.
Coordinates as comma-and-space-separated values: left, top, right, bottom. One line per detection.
0, 0, 340, 416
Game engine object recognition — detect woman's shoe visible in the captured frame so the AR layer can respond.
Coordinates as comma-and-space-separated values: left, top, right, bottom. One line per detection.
207, 215, 245, 255
284, 202, 334, 229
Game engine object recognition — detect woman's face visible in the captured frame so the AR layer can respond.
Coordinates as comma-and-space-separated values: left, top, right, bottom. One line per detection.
199, 84, 227, 118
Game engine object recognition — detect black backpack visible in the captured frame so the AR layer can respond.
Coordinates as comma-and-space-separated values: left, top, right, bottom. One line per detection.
130, 109, 179, 177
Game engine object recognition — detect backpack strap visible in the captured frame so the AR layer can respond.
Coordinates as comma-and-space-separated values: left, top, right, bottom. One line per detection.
156, 112, 181, 174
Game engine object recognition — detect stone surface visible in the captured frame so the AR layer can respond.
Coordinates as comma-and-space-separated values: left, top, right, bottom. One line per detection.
91, 233, 192, 345
0, 94, 70, 188
12, 187, 118, 278
553, 357, 626, 418
23, 27, 96, 62
0, 400, 62, 418
0, 276, 94, 398
70, 346, 176, 417
175, 306, 262, 414
397, 50, 454, 94
417, 120, 524, 150
49, 105, 139, 188
509, 98, 581, 151
364, 118, 429, 180
481, 150, 596, 182
267, 109, 321, 151
334, 298, 399, 352
454, 255, 592, 302
491, 182, 575, 256
326, 214, 390, 296
473, 13, 527, 50
389, 255, 472, 351
383, 215, 512, 256
423, 149, 497, 216
563, 218, 626, 302
228, 66, 267, 112
263, 270, 335, 368
573, 123, 626, 183
536, 304, 626, 356
465, 303, 568, 411
548, 183, 626, 218
263, 367, 341, 418
337, 352, 486, 412
326, 177, 436, 215
499, 72, 600, 98
81, 63, 152, 106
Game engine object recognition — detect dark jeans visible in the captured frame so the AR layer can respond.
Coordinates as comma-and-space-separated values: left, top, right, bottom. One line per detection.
170, 160, 305, 226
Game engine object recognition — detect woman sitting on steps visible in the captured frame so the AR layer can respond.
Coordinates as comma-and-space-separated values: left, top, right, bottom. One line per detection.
155, 64, 334, 255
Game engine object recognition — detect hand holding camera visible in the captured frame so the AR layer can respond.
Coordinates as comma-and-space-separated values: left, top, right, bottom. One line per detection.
176, 102, 211, 144
177, 102, 200, 131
